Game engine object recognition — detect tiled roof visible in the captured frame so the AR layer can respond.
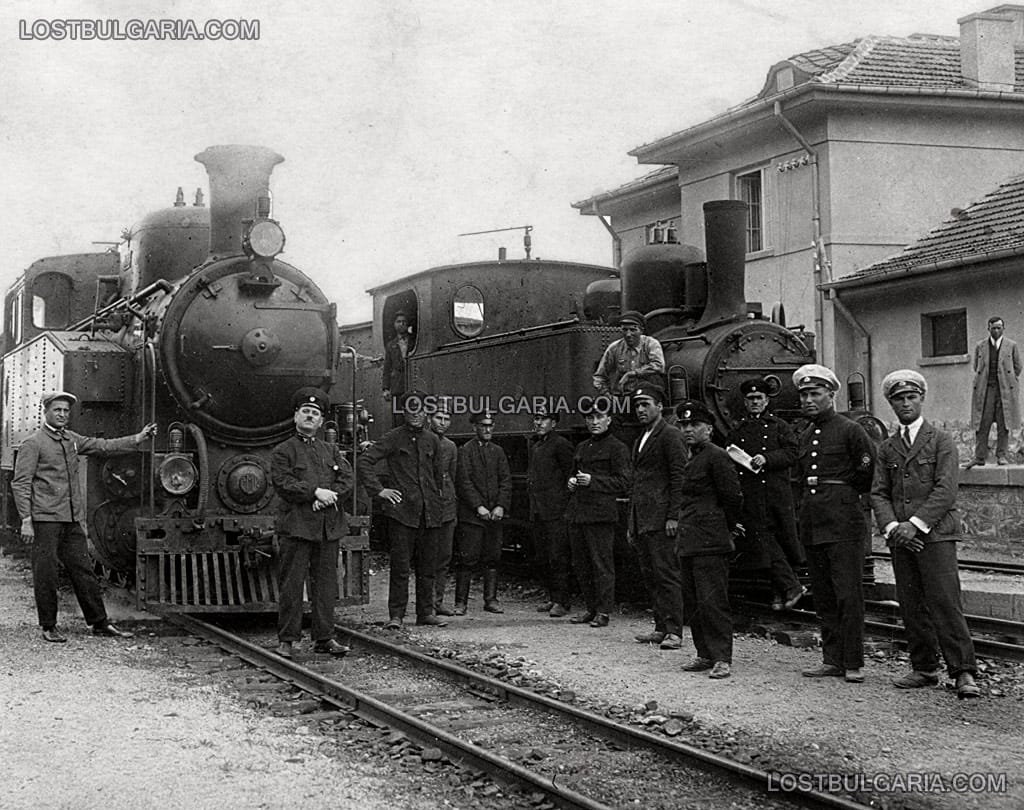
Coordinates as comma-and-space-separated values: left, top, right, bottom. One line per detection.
834, 174, 1024, 286
571, 165, 678, 210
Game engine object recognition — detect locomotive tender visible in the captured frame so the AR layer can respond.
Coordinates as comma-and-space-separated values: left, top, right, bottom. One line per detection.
1, 145, 369, 612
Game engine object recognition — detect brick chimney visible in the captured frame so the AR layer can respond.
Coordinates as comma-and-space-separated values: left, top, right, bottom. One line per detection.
959, 8, 1022, 92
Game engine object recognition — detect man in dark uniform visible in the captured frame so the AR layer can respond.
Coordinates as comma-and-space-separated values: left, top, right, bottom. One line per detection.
270, 387, 353, 659
629, 384, 687, 649
871, 369, 980, 699
360, 390, 447, 629
793, 364, 876, 684
676, 400, 744, 680
565, 401, 631, 628
527, 403, 575, 617
727, 377, 805, 610
383, 311, 414, 427
429, 398, 458, 617
13, 391, 155, 643
454, 411, 512, 615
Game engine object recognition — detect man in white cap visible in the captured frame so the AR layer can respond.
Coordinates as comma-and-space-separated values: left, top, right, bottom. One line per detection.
12, 391, 156, 643
871, 370, 980, 699
792, 365, 876, 683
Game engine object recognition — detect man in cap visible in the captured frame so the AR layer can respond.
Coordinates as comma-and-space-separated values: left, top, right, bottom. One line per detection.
383, 311, 415, 427
727, 377, 805, 611
527, 402, 575, 617
966, 316, 1021, 468
676, 400, 743, 679
361, 390, 446, 629
628, 384, 687, 648
792, 364, 876, 683
592, 310, 665, 396
12, 391, 156, 643
270, 387, 353, 658
429, 397, 458, 616
871, 370, 980, 699
565, 398, 631, 628
454, 411, 512, 614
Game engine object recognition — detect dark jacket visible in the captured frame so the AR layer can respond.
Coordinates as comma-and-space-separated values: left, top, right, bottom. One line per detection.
360, 425, 445, 528
270, 434, 353, 542
12, 426, 142, 523
382, 336, 410, 395
629, 418, 686, 535
457, 440, 512, 526
564, 431, 631, 525
527, 432, 574, 520
437, 433, 458, 524
871, 420, 961, 543
677, 441, 743, 557
796, 410, 876, 546
727, 412, 802, 564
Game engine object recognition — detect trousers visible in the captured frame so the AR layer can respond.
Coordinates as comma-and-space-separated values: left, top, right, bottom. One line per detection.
568, 522, 615, 615
634, 529, 684, 636
277, 535, 339, 643
975, 382, 1009, 461
387, 518, 439, 620
679, 553, 732, 663
805, 540, 865, 670
32, 521, 108, 629
534, 517, 572, 607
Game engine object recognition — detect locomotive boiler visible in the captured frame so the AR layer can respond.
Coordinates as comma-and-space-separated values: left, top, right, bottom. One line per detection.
1, 145, 369, 612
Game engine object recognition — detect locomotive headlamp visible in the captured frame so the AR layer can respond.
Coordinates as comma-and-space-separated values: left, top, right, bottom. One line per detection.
245, 219, 286, 258
158, 454, 198, 496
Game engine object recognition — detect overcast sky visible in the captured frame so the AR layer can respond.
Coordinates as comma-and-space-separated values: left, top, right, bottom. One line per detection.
0, 0, 981, 324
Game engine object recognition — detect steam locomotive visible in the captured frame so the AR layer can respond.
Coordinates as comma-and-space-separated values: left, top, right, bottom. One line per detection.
1, 146, 370, 612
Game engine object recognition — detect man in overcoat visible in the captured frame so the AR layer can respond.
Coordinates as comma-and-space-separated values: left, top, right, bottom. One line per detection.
966, 316, 1021, 468
565, 402, 631, 627
454, 411, 512, 614
527, 403, 575, 616
360, 390, 446, 629
628, 384, 687, 649
270, 387, 353, 658
676, 400, 744, 680
871, 369, 980, 699
793, 364, 876, 684
727, 377, 805, 610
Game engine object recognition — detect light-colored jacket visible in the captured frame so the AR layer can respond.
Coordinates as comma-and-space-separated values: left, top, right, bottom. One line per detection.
971, 337, 1022, 431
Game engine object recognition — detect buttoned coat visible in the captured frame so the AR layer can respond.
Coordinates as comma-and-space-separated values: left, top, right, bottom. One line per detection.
457, 440, 512, 527
677, 441, 743, 557
871, 420, 961, 543
971, 337, 1022, 431
437, 433, 458, 524
360, 426, 445, 528
12, 428, 141, 523
527, 432, 574, 520
564, 431, 631, 525
628, 418, 686, 535
382, 335, 410, 395
271, 434, 353, 542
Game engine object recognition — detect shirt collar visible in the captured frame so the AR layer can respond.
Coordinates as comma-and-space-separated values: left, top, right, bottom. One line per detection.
44, 422, 67, 438
991, 336, 1003, 350
901, 416, 925, 443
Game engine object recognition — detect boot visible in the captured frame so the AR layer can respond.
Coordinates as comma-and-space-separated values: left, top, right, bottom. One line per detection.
453, 570, 471, 615
483, 569, 503, 613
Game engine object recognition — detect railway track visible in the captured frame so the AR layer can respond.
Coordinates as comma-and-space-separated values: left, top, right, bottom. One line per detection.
164, 612, 873, 810
870, 550, 1024, 578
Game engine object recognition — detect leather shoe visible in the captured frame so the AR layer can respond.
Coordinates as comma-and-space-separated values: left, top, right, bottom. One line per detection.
962, 459, 984, 470
844, 668, 865, 683
274, 642, 293, 659
635, 630, 666, 644
313, 638, 350, 656
384, 617, 403, 630
536, 602, 554, 612
893, 670, 940, 689
802, 664, 845, 678
42, 627, 67, 643
93, 622, 133, 638
453, 603, 467, 616
659, 633, 683, 650
956, 672, 981, 699
548, 604, 568, 618
483, 600, 504, 614
783, 586, 807, 610
569, 611, 596, 624
771, 596, 784, 611
589, 613, 609, 628
998, 455, 1010, 466
682, 657, 714, 672
416, 615, 449, 627
708, 661, 731, 679
435, 605, 456, 617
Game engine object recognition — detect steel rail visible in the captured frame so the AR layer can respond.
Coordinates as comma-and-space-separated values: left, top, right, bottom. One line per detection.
871, 550, 1024, 577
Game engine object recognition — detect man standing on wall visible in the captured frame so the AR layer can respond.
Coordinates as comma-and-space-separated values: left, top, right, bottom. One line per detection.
965, 316, 1021, 468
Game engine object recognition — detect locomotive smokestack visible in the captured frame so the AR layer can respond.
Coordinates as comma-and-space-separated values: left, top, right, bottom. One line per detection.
195, 145, 284, 257
692, 199, 748, 332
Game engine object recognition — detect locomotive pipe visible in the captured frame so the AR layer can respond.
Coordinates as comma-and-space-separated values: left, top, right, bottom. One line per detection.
343, 345, 359, 517
69, 279, 173, 332
692, 200, 749, 332
195, 145, 284, 258
185, 423, 210, 518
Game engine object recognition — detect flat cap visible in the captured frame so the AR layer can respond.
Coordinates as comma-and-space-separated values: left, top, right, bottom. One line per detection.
532, 401, 560, 422
676, 399, 714, 424
42, 391, 78, 408
618, 310, 646, 329
292, 386, 328, 413
882, 369, 927, 399
740, 377, 772, 397
469, 410, 495, 425
793, 364, 841, 392
398, 389, 428, 412
585, 397, 615, 415
632, 384, 666, 405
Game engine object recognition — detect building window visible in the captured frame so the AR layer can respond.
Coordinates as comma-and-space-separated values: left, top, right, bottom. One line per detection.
921, 309, 967, 357
736, 170, 764, 253
646, 219, 678, 245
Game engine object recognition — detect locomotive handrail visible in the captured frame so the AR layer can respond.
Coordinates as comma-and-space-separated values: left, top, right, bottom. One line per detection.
435, 316, 587, 350
69, 279, 173, 332
343, 345, 359, 516
145, 341, 158, 516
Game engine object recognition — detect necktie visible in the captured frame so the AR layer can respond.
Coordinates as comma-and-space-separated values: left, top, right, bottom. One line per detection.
902, 427, 911, 450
